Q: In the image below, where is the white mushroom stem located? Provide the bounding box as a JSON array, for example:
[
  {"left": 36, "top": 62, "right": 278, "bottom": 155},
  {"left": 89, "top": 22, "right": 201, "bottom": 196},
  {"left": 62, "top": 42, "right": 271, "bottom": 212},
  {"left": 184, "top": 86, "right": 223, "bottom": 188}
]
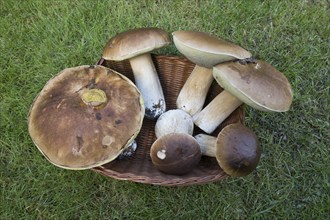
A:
[
  {"left": 194, "top": 134, "right": 216, "bottom": 157},
  {"left": 117, "top": 139, "right": 137, "bottom": 160},
  {"left": 129, "top": 53, "right": 166, "bottom": 119},
  {"left": 193, "top": 90, "right": 242, "bottom": 134},
  {"left": 176, "top": 65, "right": 213, "bottom": 116},
  {"left": 155, "top": 109, "right": 194, "bottom": 138}
]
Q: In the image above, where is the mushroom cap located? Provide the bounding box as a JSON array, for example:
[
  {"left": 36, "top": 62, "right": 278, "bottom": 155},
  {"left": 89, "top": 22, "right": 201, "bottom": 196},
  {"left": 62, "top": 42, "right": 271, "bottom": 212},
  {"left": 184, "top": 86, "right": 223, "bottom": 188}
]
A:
[
  {"left": 213, "top": 60, "right": 293, "bottom": 112},
  {"left": 155, "top": 109, "right": 194, "bottom": 138},
  {"left": 150, "top": 133, "right": 202, "bottom": 175},
  {"left": 28, "top": 65, "right": 144, "bottom": 170},
  {"left": 216, "top": 123, "right": 260, "bottom": 177},
  {"left": 102, "top": 28, "right": 171, "bottom": 61},
  {"left": 172, "top": 30, "right": 252, "bottom": 68}
]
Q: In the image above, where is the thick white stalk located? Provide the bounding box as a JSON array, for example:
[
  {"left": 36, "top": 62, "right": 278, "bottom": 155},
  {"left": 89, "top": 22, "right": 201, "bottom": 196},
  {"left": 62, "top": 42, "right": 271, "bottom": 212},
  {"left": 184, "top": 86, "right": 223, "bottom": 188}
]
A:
[
  {"left": 176, "top": 65, "right": 213, "bottom": 116},
  {"left": 129, "top": 54, "right": 166, "bottom": 119},
  {"left": 194, "top": 134, "right": 217, "bottom": 157},
  {"left": 193, "top": 90, "right": 242, "bottom": 134}
]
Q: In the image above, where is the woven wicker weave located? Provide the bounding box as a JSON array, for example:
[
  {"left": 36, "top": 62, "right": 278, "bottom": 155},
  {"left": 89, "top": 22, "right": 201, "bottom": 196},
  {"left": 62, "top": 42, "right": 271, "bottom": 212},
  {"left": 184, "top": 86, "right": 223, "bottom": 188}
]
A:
[{"left": 92, "top": 55, "right": 244, "bottom": 186}]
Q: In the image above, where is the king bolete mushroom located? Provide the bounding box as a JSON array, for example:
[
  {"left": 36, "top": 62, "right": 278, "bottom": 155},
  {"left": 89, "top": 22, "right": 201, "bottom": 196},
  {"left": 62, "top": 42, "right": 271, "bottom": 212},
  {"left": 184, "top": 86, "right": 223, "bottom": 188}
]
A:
[
  {"left": 154, "top": 109, "right": 194, "bottom": 138},
  {"left": 102, "top": 27, "right": 171, "bottom": 119},
  {"left": 172, "top": 30, "right": 252, "bottom": 116},
  {"left": 150, "top": 133, "right": 201, "bottom": 175},
  {"left": 195, "top": 123, "right": 261, "bottom": 177},
  {"left": 194, "top": 59, "right": 293, "bottom": 134},
  {"left": 28, "top": 65, "right": 144, "bottom": 169},
  {"left": 151, "top": 109, "right": 199, "bottom": 175}
]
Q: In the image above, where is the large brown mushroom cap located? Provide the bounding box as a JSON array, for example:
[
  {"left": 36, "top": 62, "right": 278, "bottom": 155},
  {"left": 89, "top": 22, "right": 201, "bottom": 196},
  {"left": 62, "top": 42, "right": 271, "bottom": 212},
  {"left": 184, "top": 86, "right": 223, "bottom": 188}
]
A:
[
  {"left": 213, "top": 60, "right": 293, "bottom": 112},
  {"left": 28, "top": 65, "right": 144, "bottom": 170},
  {"left": 216, "top": 123, "right": 260, "bottom": 177},
  {"left": 150, "top": 133, "right": 201, "bottom": 175},
  {"left": 102, "top": 27, "right": 171, "bottom": 61},
  {"left": 172, "top": 30, "right": 251, "bottom": 68}
]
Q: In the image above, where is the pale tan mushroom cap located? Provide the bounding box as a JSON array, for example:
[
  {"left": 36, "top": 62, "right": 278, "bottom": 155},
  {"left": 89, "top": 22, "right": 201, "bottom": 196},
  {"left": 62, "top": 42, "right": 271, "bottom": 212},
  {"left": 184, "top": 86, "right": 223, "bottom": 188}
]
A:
[
  {"left": 172, "top": 30, "right": 252, "bottom": 68},
  {"left": 28, "top": 65, "right": 144, "bottom": 169},
  {"left": 102, "top": 28, "right": 171, "bottom": 61},
  {"left": 213, "top": 60, "right": 293, "bottom": 112}
]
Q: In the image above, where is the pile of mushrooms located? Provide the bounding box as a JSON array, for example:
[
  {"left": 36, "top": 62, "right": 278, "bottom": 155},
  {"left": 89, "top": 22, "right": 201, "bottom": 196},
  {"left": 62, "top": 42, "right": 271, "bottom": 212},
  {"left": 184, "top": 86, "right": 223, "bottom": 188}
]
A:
[
  {"left": 28, "top": 28, "right": 293, "bottom": 179},
  {"left": 28, "top": 28, "right": 169, "bottom": 170},
  {"left": 149, "top": 30, "right": 293, "bottom": 177}
]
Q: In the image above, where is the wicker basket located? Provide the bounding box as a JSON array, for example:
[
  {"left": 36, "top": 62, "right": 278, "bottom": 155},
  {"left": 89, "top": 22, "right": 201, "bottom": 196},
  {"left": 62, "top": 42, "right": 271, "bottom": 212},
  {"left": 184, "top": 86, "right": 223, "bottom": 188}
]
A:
[{"left": 92, "top": 55, "right": 244, "bottom": 186}]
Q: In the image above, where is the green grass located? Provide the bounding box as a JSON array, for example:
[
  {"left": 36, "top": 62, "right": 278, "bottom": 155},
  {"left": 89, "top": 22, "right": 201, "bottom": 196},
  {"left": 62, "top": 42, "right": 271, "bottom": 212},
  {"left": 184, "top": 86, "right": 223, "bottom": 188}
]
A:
[{"left": 1, "top": 0, "right": 329, "bottom": 219}]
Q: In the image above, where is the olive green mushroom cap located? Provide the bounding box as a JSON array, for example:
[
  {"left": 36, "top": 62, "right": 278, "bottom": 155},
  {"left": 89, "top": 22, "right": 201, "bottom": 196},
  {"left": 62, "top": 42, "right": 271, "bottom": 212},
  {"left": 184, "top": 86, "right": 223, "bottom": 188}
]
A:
[
  {"left": 28, "top": 65, "right": 145, "bottom": 170},
  {"left": 172, "top": 30, "right": 252, "bottom": 68},
  {"left": 216, "top": 123, "right": 260, "bottom": 177},
  {"left": 213, "top": 60, "right": 293, "bottom": 112},
  {"left": 102, "top": 27, "right": 171, "bottom": 61}
]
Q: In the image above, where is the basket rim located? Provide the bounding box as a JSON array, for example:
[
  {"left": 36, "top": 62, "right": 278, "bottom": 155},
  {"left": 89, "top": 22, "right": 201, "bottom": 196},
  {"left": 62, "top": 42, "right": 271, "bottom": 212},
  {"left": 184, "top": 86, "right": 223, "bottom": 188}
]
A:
[{"left": 93, "top": 165, "right": 229, "bottom": 186}]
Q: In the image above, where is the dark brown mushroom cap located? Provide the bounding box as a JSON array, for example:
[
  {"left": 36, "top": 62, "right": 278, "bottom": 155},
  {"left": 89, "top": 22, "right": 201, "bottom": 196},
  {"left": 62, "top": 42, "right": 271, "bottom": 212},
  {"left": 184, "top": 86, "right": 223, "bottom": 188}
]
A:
[
  {"left": 172, "top": 30, "right": 252, "bottom": 68},
  {"left": 28, "top": 65, "right": 144, "bottom": 170},
  {"left": 102, "top": 28, "right": 171, "bottom": 61},
  {"left": 213, "top": 60, "right": 293, "bottom": 112},
  {"left": 216, "top": 123, "right": 260, "bottom": 177},
  {"left": 150, "top": 133, "right": 202, "bottom": 175}
]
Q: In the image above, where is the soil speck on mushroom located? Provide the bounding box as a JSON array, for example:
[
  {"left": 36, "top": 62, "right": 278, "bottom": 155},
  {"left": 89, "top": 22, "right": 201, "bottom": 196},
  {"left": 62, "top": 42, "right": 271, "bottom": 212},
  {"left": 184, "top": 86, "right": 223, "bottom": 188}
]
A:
[
  {"left": 76, "top": 136, "right": 84, "bottom": 150},
  {"left": 115, "top": 119, "right": 122, "bottom": 124},
  {"left": 95, "top": 112, "right": 102, "bottom": 120}
]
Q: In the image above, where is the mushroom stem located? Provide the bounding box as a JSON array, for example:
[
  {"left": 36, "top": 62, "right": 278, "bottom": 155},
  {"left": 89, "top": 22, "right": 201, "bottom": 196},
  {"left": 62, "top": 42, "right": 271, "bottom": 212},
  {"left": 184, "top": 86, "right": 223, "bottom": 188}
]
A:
[
  {"left": 194, "top": 134, "right": 217, "bottom": 157},
  {"left": 129, "top": 53, "right": 166, "bottom": 119},
  {"left": 193, "top": 90, "right": 242, "bottom": 134},
  {"left": 117, "top": 139, "right": 137, "bottom": 160},
  {"left": 176, "top": 65, "right": 213, "bottom": 116}
]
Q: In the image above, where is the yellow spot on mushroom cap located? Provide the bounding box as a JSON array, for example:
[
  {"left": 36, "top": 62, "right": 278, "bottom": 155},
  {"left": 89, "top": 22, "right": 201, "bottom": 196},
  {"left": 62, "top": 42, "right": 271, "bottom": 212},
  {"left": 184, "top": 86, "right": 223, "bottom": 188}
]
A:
[{"left": 81, "top": 89, "right": 107, "bottom": 106}]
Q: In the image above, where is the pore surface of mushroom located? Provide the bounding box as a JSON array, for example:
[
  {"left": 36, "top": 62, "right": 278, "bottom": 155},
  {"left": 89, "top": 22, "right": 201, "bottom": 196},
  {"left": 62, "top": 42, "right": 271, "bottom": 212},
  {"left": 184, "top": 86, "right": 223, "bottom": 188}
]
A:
[
  {"left": 102, "top": 28, "right": 171, "bottom": 119},
  {"left": 194, "top": 59, "right": 293, "bottom": 134},
  {"left": 28, "top": 65, "right": 144, "bottom": 170},
  {"left": 194, "top": 123, "right": 260, "bottom": 177},
  {"left": 173, "top": 30, "right": 251, "bottom": 116}
]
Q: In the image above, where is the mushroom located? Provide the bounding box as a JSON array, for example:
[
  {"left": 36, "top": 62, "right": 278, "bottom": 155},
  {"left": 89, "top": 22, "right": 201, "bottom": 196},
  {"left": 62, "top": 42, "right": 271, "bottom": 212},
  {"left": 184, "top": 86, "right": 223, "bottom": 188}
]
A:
[
  {"left": 195, "top": 123, "right": 261, "bottom": 177},
  {"left": 194, "top": 59, "right": 293, "bottom": 134},
  {"left": 150, "top": 133, "right": 201, "bottom": 175},
  {"left": 28, "top": 65, "right": 145, "bottom": 169},
  {"left": 154, "top": 109, "right": 194, "bottom": 138},
  {"left": 151, "top": 109, "right": 199, "bottom": 175},
  {"left": 102, "top": 28, "right": 171, "bottom": 119},
  {"left": 172, "top": 30, "right": 252, "bottom": 116}
]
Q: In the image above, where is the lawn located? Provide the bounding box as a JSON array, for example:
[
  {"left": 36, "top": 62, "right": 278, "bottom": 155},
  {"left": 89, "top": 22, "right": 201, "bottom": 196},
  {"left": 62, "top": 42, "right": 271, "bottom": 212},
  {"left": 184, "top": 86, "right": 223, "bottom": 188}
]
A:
[{"left": 0, "top": 0, "right": 329, "bottom": 219}]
